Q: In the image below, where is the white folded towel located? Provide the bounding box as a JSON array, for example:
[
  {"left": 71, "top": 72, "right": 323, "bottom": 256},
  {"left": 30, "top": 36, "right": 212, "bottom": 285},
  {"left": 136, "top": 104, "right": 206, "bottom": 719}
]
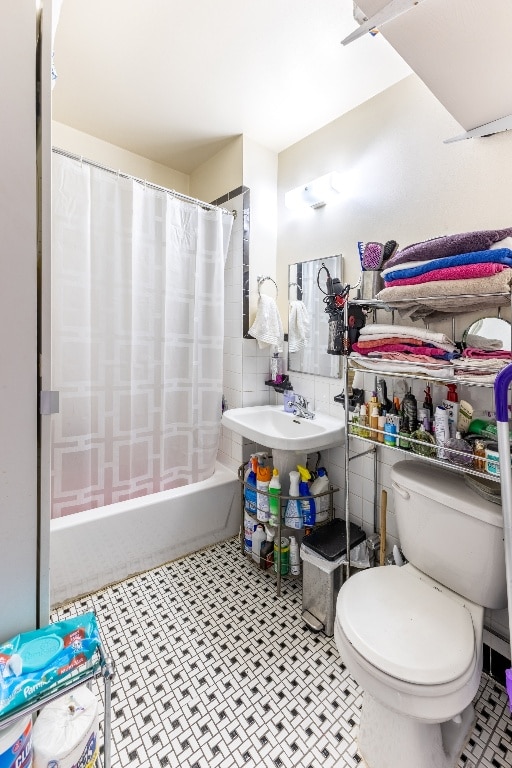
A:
[
  {"left": 248, "top": 294, "right": 284, "bottom": 352},
  {"left": 288, "top": 300, "right": 310, "bottom": 352}
]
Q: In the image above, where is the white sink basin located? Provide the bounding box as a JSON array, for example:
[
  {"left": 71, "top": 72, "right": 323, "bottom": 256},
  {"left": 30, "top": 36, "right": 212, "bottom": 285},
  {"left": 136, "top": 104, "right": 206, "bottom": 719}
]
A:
[{"left": 221, "top": 405, "right": 344, "bottom": 452}]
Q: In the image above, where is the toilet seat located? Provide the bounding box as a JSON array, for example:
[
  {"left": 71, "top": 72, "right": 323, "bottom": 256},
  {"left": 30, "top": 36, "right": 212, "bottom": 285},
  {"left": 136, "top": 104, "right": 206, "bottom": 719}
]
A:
[{"left": 337, "top": 566, "right": 475, "bottom": 685}]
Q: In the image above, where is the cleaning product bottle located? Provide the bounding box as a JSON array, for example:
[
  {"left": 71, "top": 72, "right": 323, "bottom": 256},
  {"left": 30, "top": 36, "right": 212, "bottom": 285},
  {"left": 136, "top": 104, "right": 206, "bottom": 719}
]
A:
[
  {"left": 256, "top": 460, "right": 272, "bottom": 522},
  {"left": 297, "top": 465, "right": 316, "bottom": 526},
  {"left": 443, "top": 383, "right": 459, "bottom": 438},
  {"left": 251, "top": 523, "right": 266, "bottom": 565},
  {"left": 289, "top": 535, "right": 300, "bottom": 576},
  {"left": 284, "top": 470, "right": 302, "bottom": 529},
  {"left": 268, "top": 468, "right": 281, "bottom": 527},
  {"left": 309, "top": 467, "right": 330, "bottom": 524},
  {"left": 244, "top": 455, "right": 258, "bottom": 515},
  {"left": 260, "top": 526, "right": 275, "bottom": 570},
  {"left": 445, "top": 431, "right": 473, "bottom": 466}
]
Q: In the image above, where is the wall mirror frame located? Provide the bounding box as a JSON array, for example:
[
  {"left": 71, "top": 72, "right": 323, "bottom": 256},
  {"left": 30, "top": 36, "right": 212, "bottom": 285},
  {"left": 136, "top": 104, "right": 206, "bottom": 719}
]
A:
[
  {"left": 461, "top": 316, "right": 512, "bottom": 352},
  {"left": 288, "top": 254, "right": 343, "bottom": 378}
]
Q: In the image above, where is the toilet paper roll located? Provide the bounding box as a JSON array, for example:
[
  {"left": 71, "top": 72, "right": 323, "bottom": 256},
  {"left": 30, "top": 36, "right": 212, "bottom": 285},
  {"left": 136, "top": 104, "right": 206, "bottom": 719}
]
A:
[{"left": 32, "top": 685, "right": 99, "bottom": 768}]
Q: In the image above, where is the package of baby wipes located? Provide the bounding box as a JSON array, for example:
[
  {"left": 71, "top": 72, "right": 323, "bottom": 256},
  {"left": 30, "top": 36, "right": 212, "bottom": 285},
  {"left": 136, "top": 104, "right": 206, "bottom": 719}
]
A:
[{"left": 0, "top": 612, "right": 101, "bottom": 718}]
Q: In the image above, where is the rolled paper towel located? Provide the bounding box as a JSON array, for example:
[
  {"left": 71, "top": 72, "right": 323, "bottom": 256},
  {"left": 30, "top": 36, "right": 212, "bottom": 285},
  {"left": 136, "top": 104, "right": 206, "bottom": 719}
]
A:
[{"left": 32, "top": 685, "right": 99, "bottom": 768}]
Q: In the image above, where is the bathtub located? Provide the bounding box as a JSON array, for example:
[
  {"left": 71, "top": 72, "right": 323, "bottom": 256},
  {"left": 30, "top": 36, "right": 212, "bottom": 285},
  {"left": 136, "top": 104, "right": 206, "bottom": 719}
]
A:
[{"left": 50, "top": 462, "right": 239, "bottom": 607}]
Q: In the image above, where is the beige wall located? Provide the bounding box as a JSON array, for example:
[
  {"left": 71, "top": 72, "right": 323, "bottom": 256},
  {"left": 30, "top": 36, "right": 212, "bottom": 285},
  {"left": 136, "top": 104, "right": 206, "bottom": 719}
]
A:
[
  {"left": 52, "top": 121, "right": 190, "bottom": 193},
  {"left": 277, "top": 74, "right": 512, "bottom": 293}
]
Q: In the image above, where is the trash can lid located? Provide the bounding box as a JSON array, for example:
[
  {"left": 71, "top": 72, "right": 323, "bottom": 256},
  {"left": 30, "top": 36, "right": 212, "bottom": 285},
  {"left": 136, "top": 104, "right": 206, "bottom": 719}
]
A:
[{"left": 302, "top": 518, "right": 366, "bottom": 561}]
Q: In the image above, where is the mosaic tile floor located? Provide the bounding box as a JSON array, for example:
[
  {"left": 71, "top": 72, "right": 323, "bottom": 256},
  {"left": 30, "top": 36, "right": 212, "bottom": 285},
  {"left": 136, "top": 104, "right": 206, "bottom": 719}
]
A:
[{"left": 52, "top": 537, "right": 512, "bottom": 768}]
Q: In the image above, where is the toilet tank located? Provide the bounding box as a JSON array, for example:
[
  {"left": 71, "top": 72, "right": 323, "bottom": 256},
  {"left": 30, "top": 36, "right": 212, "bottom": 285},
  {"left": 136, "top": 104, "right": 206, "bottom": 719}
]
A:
[{"left": 391, "top": 460, "right": 506, "bottom": 609}]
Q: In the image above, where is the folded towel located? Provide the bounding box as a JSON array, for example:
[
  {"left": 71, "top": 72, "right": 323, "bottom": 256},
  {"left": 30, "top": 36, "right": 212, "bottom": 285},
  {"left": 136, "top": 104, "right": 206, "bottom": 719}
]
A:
[
  {"left": 463, "top": 348, "right": 512, "bottom": 360},
  {"left": 353, "top": 342, "right": 455, "bottom": 359},
  {"left": 381, "top": 248, "right": 512, "bottom": 282},
  {"left": 354, "top": 336, "right": 437, "bottom": 349},
  {"left": 384, "top": 228, "right": 512, "bottom": 270},
  {"left": 359, "top": 324, "right": 457, "bottom": 351},
  {"left": 349, "top": 352, "right": 454, "bottom": 379},
  {"left": 465, "top": 333, "right": 503, "bottom": 351},
  {"left": 248, "top": 294, "right": 284, "bottom": 352},
  {"left": 288, "top": 300, "right": 310, "bottom": 352},
  {"left": 384, "top": 262, "right": 505, "bottom": 288},
  {"left": 376, "top": 269, "right": 512, "bottom": 321}
]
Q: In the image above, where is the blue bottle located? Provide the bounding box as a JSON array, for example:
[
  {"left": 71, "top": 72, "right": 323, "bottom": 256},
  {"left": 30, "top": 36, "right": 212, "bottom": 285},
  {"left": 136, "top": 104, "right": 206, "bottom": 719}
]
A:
[
  {"left": 244, "top": 455, "right": 258, "bottom": 515},
  {"left": 297, "top": 465, "right": 316, "bottom": 526}
]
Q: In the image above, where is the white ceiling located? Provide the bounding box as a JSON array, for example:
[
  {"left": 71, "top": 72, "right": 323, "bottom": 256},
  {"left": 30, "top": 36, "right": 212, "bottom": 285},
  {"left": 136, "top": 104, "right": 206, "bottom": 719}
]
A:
[{"left": 51, "top": 0, "right": 412, "bottom": 174}]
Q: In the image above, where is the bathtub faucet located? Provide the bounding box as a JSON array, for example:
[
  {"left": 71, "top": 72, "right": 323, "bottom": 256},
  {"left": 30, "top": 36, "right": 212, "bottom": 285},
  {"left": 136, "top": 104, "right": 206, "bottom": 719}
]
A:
[{"left": 293, "top": 395, "right": 315, "bottom": 420}]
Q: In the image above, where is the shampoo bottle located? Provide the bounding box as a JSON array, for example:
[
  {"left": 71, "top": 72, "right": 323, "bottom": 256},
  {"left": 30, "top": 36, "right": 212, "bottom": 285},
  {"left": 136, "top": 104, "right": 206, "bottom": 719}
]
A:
[
  {"left": 434, "top": 405, "right": 449, "bottom": 459},
  {"left": 284, "top": 470, "right": 302, "bottom": 529},
  {"left": 297, "top": 465, "right": 316, "bottom": 527},
  {"left": 443, "top": 384, "right": 459, "bottom": 439},
  {"left": 268, "top": 468, "right": 282, "bottom": 527}
]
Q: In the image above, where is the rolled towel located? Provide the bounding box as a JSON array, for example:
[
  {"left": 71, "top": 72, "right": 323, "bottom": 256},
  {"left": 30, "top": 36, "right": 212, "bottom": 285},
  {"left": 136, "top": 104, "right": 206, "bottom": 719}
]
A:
[
  {"left": 248, "top": 294, "right": 284, "bottom": 352},
  {"left": 288, "top": 300, "right": 310, "bottom": 352},
  {"left": 384, "top": 227, "right": 512, "bottom": 270}
]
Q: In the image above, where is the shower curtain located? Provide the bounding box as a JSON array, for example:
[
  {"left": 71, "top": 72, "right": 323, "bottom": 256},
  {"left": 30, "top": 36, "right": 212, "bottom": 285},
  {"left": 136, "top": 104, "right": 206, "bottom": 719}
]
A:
[{"left": 50, "top": 152, "right": 233, "bottom": 518}]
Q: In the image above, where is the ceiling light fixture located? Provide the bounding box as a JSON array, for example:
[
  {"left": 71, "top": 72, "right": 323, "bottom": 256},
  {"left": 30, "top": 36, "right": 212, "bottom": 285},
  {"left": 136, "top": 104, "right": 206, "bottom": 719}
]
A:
[{"left": 285, "top": 172, "right": 343, "bottom": 211}]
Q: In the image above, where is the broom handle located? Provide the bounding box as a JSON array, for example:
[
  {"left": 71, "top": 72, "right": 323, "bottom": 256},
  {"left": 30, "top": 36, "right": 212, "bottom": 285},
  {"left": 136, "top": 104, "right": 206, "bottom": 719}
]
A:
[{"left": 379, "top": 489, "right": 387, "bottom": 566}]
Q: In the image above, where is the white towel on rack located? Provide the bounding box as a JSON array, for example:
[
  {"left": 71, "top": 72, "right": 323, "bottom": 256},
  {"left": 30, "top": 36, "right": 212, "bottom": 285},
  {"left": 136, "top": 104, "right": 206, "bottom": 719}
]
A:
[
  {"left": 288, "top": 300, "right": 310, "bottom": 352},
  {"left": 248, "top": 294, "right": 284, "bottom": 352}
]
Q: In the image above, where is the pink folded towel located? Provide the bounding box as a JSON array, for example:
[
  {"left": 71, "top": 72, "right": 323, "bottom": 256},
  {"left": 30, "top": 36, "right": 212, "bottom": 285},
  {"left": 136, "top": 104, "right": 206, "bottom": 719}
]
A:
[
  {"left": 463, "top": 348, "right": 512, "bottom": 360},
  {"left": 384, "top": 262, "right": 504, "bottom": 288},
  {"left": 352, "top": 342, "right": 449, "bottom": 357}
]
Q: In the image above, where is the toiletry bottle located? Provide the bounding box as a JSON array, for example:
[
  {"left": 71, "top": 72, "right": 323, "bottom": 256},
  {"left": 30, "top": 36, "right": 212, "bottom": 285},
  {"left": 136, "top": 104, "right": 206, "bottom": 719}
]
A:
[
  {"left": 401, "top": 389, "right": 418, "bottom": 434},
  {"left": 283, "top": 387, "right": 295, "bottom": 413},
  {"left": 384, "top": 422, "right": 397, "bottom": 447},
  {"left": 468, "top": 418, "right": 512, "bottom": 442},
  {"left": 289, "top": 536, "right": 300, "bottom": 576},
  {"left": 260, "top": 527, "right": 275, "bottom": 570},
  {"left": 297, "top": 465, "right": 316, "bottom": 527},
  {"left": 445, "top": 432, "right": 473, "bottom": 466},
  {"left": 274, "top": 536, "right": 290, "bottom": 575},
  {"left": 256, "top": 462, "right": 272, "bottom": 522},
  {"left": 270, "top": 352, "right": 284, "bottom": 384},
  {"left": 284, "top": 471, "right": 302, "bottom": 529},
  {"left": 386, "top": 397, "right": 401, "bottom": 436},
  {"left": 443, "top": 384, "right": 459, "bottom": 438},
  {"left": 434, "top": 405, "right": 449, "bottom": 459},
  {"left": 350, "top": 404, "right": 360, "bottom": 437},
  {"left": 309, "top": 467, "right": 330, "bottom": 524},
  {"left": 268, "top": 468, "right": 281, "bottom": 527},
  {"left": 377, "top": 414, "right": 386, "bottom": 443},
  {"left": 358, "top": 404, "right": 370, "bottom": 438},
  {"left": 369, "top": 406, "right": 380, "bottom": 441},
  {"left": 423, "top": 385, "right": 434, "bottom": 423},
  {"left": 252, "top": 524, "right": 266, "bottom": 564},
  {"left": 244, "top": 455, "right": 258, "bottom": 515},
  {"left": 473, "top": 439, "right": 487, "bottom": 471},
  {"left": 244, "top": 509, "right": 257, "bottom": 556}
]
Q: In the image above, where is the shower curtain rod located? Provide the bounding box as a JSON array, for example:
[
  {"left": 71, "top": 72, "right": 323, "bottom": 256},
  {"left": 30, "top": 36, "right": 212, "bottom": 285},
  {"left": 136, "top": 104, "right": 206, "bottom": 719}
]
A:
[{"left": 52, "top": 147, "right": 235, "bottom": 217}]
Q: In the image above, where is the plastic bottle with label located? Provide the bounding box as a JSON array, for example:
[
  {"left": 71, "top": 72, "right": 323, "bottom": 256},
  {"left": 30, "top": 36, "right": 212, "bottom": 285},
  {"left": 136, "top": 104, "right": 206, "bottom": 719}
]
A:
[
  {"left": 297, "top": 465, "right": 316, "bottom": 526},
  {"left": 251, "top": 524, "right": 266, "bottom": 565},
  {"left": 244, "top": 455, "right": 258, "bottom": 515},
  {"left": 289, "top": 535, "right": 300, "bottom": 576},
  {"left": 284, "top": 470, "right": 302, "bottom": 529},
  {"left": 256, "top": 461, "right": 272, "bottom": 522},
  {"left": 268, "top": 468, "right": 281, "bottom": 527},
  {"left": 309, "top": 467, "right": 330, "bottom": 524}
]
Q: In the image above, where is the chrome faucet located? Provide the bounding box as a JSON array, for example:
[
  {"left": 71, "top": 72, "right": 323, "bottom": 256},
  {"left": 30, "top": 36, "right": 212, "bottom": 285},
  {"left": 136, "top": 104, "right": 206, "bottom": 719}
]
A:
[{"left": 293, "top": 394, "right": 315, "bottom": 420}]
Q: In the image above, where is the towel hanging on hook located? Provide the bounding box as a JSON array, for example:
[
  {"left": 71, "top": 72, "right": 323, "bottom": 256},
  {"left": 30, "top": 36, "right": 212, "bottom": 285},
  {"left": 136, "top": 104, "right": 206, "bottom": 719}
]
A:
[{"left": 257, "top": 275, "right": 278, "bottom": 298}]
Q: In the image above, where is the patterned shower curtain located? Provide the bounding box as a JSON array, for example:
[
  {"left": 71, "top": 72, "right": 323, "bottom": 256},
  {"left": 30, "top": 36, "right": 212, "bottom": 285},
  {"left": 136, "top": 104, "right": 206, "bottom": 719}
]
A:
[{"left": 50, "top": 151, "right": 233, "bottom": 518}]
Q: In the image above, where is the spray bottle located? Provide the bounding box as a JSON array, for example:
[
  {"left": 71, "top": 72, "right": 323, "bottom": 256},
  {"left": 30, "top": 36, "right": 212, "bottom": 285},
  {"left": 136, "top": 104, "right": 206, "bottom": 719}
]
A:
[
  {"left": 284, "top": 470, "right": 302, "bottom": 529},
  {"left": 244, "top": 455, "right": 258, "bottom": 515},
  {"left": 297, "top": 465, "right": 316, "bottom": 527},
  {"left": 268, "top": 468, "right": 281, "bottom": 527},
  {"left": 256, "top": 458, "right": 272, "bottom": 523}
]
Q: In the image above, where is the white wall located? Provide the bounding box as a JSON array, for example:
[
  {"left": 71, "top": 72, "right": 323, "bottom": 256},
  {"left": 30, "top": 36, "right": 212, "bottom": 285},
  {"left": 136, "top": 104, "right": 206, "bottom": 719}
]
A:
[
  {"left": 0, "top": 1, "right": 39, "bottom": 640},
  {"left": 190, "top": 135, "right": 243, "bottom": 204},
  {"left": 277, "top": 72, "right": 512, "bottom": 653}
]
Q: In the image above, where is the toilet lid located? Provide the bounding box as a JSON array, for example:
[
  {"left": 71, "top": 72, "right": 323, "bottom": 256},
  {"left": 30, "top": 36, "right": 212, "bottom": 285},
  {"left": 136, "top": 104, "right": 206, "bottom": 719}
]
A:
[{"left": 337, "top": 567, "right": 475, "bottom": 685}]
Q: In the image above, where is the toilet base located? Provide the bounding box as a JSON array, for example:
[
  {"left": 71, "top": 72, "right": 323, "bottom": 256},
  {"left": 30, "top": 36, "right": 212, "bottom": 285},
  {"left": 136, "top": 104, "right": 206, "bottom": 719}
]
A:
[{"left": 358, "top": 692, "right": 475, "bottom": 768}]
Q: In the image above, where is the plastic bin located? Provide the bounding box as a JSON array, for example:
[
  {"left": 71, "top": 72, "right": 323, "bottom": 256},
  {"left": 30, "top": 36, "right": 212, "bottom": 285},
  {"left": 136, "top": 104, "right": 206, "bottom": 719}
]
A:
[{"left": 301, "top": 518, "right": 366, "bottom": 636}]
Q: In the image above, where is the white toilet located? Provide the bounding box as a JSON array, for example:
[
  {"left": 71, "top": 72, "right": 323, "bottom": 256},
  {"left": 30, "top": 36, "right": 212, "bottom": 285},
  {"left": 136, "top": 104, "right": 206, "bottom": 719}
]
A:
[{"left": 334, "top": 460, "right": 507, "bottom": 768}]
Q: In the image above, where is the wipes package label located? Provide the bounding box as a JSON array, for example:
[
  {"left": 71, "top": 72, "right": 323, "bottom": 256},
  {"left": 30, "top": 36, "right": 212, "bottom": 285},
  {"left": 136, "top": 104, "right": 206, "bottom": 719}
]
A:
[{"left": 0, "top": 613, "right": 100, "bottom": 719}]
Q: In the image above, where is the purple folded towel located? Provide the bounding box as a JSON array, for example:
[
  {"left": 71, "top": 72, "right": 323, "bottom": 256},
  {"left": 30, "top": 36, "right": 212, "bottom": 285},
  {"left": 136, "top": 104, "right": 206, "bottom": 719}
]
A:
[{"left": 384, "top": 228, "right": 512, "bottom": 270}]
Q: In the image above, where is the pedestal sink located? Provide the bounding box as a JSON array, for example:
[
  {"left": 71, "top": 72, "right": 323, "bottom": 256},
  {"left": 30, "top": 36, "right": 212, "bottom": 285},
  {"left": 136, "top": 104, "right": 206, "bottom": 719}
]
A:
[{"left": 221, "top": 405, "right": 344, "bottom": 493}]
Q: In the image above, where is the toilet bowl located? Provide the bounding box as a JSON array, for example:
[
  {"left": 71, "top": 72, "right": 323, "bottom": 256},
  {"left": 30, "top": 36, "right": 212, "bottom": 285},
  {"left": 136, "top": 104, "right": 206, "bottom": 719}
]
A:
[{"left": 333, "top": 460, "right": 506, "bottom": 768}]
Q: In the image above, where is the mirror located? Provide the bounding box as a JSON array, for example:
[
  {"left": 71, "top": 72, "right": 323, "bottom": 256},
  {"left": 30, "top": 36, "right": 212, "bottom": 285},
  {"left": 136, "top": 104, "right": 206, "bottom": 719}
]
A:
[
  {"left": 462, "top": 317, "right": 512, "bottom": 351},
  {"left": 288, "top": 254, "right": 342, "bottom": 377}
]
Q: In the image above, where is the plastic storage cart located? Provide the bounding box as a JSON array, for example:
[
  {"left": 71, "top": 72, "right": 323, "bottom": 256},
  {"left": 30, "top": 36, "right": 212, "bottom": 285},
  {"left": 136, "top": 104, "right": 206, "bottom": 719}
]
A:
[{"left": 301, "top": 518, "right": 366, "bottom": 636}]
